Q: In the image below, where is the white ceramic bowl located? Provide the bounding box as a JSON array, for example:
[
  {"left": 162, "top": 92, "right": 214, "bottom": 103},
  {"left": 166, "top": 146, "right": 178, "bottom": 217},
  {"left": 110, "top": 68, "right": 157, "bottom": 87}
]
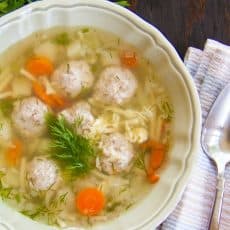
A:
[{"left": 0, "top": 0, "right": 201, "bottom": 229}]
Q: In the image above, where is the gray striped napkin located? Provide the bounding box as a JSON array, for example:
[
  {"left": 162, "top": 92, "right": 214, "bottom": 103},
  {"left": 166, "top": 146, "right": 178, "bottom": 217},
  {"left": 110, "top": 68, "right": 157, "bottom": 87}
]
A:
[{"left": 159, "top": 39, "right": 230, "bottom": 230}]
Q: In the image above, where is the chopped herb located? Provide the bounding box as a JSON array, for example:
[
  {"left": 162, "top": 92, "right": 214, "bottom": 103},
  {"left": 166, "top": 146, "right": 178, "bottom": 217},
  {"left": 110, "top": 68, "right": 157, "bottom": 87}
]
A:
[
  {"left": 66, "top": 63, "right": 70, "bottom": 73},
  {"left": 0, "top": 187, "right": 13, "bottom": 200},
  {"left": 159, "top": 101, "right": 174, "bottom": 121},
  {"left": 53, "top": 32, "right": 70, "bottom": 46},
  {"left": 74, "top": 116, "right": 83, "bottom": 129},
  {"left": 80, "top": 86, "right": 91, "bottom": 98},
  {"left": 46, "top": 113, "right": 96, "bottom": 176},
  {"left": 134, "top": 151, "right": 147, "bottom": 173},
  {"left": 106, "top": 201, "right": 121, "bottom": 212},
  {"left": 15, "top": 193, "right": 21, "bottom": 203},
  {"left": 0, "top": 99, "right": 14, "bottom": 117},
  {"left": 0, "top": 123, "right": 3, "bottom": 131},
  {"left": 119, "top": 185, "right": 129, "bottom": 195},
  {"left": 21, "top": 192, "right": 67, "bottom": 224},
  {"left": 126, "top": 203, "right": 133, "bottom": 210},
  {"left": 81, "top": 27, "right": 90, "bottom": 33},
  {"left": 114, "top": 0, "right": 130, "bottom": 7},
  {"left": 0, "top": 171, "right": 18, "bottom": 201},
  {"left": 59, "top": 192, "right": 68, "bottom": 204}
]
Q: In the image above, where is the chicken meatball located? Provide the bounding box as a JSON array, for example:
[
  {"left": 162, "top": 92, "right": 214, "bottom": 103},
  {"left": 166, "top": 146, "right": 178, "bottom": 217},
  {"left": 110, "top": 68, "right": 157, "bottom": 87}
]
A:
[
  {"left": 27, "top": 158, "right": 58, "bottom": 191},
  {"left": 12, "top": 97, "right": 48, "bottom": 137},
  {"left": 51, "top": 61, "right": 94, "bottom": 98},
  {"left": 60, "top": 101, "right": 94, "bottom": 135},
  {"left": 96, "top": 133, "right": 134, "bottom": 175},
  {"left": 94, "top": 66, "right": 137, "bottom": 105}
]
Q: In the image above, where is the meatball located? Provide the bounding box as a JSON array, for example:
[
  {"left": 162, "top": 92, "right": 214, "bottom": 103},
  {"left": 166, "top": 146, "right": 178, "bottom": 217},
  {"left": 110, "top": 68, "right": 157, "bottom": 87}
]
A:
[
  {"left": 51, "top": 61, "right": 94, "bottom": 98},
  {"left": 94, "top": 66, "right": 137, "bottom": 105},
  {"left": 60, "top": 101, "right": 94, "bottom": 135},
  {"left": 96, "top": 133, "right": 134, "bottom": 175},
  {"left": 27, "top": 158, "right": 58, "bottom": 191},
  {"left": 12, "top": 97, "right": 48, "bottom": 137}
]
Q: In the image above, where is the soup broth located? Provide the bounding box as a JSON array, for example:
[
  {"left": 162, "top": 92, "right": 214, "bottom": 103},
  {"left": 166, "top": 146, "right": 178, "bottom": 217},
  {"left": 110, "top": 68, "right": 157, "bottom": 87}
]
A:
[{"left": 0, "top": 27, "right": 173, "bottom": 228}]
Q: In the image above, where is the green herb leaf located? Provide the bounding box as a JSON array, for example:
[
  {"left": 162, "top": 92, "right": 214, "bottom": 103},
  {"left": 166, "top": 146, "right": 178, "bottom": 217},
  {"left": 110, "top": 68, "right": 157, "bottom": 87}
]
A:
[
  {"left": 81, "top": 27, "right": 90, "bottom": 33},
  {"left": 21, "top": 192, "right": 68, "bottom": 224},
  {"left": 53, "top": 32, "right": 71, "bottom": 46},
  {"left": 0, "top": 99, "right": 14, "bottom": 117},
  {"left": 46, "top": 113, "right": 96, "bottom": 176},
  {"left": 159, "top": 101, "right": 174, "bottom": 121},
  {"left": 134, "top": 151, "right": 147, "bottom": 173},
  {"left": 114, "top": 0, "right": 130, "bottom": 7},
  {"left": 106, "top": 201, "right": 121, "bottom": 212}
]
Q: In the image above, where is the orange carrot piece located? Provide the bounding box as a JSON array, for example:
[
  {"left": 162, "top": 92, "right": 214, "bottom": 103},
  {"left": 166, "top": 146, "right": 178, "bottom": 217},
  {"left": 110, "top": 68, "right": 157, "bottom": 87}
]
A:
[
  {"left": 149, "top": 149, "right": 165, "bottom": 170},
  {"left": 50, "top": 94, "right": 66, "bottom": 107},
  {"left": 141, "top": 140, "right": 165, "bottom": 151},
  {"left": 26, "top": 56, "right": 54, "bottom": 76},
  {"left": 6, "top": 139, "right": 22, "bottom": 167},
  {"left": 140, "top": 140, "right": 165, "bottom": 184},
  {"left": 33, "top": 82, "right": 66, "bottom": 109},
  {"left": 76, "top": 188, "right": 105, "bottom": 216},
  {"left": 121, "top": 51, "right": 138, "bottom": 68},
  {"left": 148, "top": 173, "right": 160, "bottom": 184}
]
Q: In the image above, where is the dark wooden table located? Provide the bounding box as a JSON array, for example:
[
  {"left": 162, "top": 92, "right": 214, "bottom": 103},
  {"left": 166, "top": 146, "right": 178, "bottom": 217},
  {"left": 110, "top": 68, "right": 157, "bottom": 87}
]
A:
[{"left": 115, "top": 0, "right": 230, "bottom": 58}]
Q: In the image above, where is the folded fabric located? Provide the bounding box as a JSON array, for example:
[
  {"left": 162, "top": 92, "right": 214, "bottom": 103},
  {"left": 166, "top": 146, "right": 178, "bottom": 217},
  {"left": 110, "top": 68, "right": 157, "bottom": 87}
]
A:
[{"left": 159, "top": 39, "right": 230, "bottom": 230}]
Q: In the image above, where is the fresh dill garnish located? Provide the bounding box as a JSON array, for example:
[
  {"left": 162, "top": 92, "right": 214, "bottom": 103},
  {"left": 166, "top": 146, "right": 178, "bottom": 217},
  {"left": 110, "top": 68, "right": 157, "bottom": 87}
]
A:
[
  {"left": 81, "top": 27, "right": 90, "bottom": 33},
  {"left": 159, "top": 101, "right": 174, "bottom": 121},
  {"left": 106, "top": 201, "right": 121, "bottom": 212},
  {"left": 15, "top": 193, "right": 21, "bottom": 203},
  {"left": 21, "top": 192, "right": 68, "bottom": 224},
  {"left": 114, "top": 0, "right": 130, "bottom": 7},
  {"left": 66, "top": 63, "right": 70, "bottom": 73},
  {"left": 53, "top": 32, "right": 71, "bottom": 46},
  {"left": 134, "top": 151, "right": 147, "bottom": 173},
  {"left": 80, "top": 86, "right": 91, "bottom": 98},
  {"left": 0, "top": 99, "right": 14, "bottom": 116},
  {"left": 0, "top": 171, "right": 18, "bottom": 201},
  {"left": 46, "top": 113, "right": 96, "bottom": 176},
  {"left": 125, "top": 203, "right": 133, "bottom": 210},
  {"left": 59, "top": 192, "right": 68, "bottom": 204}
]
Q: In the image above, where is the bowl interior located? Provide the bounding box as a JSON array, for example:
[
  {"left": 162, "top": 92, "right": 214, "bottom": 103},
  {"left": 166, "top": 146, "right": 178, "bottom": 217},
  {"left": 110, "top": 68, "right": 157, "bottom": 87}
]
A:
[{"left": 0, "top": 1, "right": 200, "bottom": 230}]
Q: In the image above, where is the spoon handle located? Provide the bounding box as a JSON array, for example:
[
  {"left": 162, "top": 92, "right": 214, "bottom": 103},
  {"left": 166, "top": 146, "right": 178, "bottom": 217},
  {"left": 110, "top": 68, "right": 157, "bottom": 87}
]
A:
[{"left": 209, "top": 174, "right": 225, "bottom": 230}]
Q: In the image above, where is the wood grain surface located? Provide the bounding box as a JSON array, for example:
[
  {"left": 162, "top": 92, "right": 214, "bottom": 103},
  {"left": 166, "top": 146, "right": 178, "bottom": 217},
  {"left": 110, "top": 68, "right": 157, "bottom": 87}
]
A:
[{"left": 115, "top": 0, "right": 230, "bottom": 57}]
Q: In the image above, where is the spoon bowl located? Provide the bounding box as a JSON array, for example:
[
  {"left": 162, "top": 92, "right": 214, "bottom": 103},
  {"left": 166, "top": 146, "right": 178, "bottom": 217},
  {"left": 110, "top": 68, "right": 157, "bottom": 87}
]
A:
[{"left": 201, "top": 83, "right": 230, "bottom": 230}]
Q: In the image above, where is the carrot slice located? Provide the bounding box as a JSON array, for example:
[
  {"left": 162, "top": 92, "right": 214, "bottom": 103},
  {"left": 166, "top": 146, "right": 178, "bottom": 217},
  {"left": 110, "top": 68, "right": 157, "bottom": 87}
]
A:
[
  {"left": 149, "top": 149, "right": 165, "bottom": 170},
  {"left": 121, "top": 51, "right": 138, "bottom": 68},
  {"left": 76, "top": 188, "right": 105, "bottom": 216},
  {"left": 147, "top": 173, "right": 160, "bottom": 184},
  {"left": 26, "top": 56, "right": 54, "bottom": 76},
  {"left": 140, "top": 140, "right": 166, "bottom": 184},
  {"left": 141, "top": 140, "right": 165, "bottom": 151},
  {"left": 6, "top": 139, "right": 22, "bottom": 167},
  {"left": 33, "top": 82, "right": 66, "bottom": 109}
]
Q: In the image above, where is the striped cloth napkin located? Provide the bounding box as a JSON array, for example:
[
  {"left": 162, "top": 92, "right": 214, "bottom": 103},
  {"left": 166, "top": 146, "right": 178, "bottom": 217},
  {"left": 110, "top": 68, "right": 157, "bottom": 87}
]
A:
[{"left": 159, "top": 39, "right": 230, "bottom": 230}]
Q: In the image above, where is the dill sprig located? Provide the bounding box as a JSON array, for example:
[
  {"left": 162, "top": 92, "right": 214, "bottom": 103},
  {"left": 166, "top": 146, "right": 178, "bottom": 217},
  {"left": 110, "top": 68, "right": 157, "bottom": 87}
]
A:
[
  {"left": 114, "top": 0, "right": 130, "bottom": 7},
  {"left": 0, "top": 171, "right": 17, "bottom": 201},
  {"left": 21, "top": 192, "right": 68, "bottom": 225},
  {"left": 159, "top": 101, "right": 174, "bottom": 121},
  {"left": 46, "top": 113, "right": 96, "bottom": 176},
  {"left": 134, "top": 151, "right": 147, "bottom": 173},
  {"left": 0, "top": 99, "right": 14, "bottom": 117}
]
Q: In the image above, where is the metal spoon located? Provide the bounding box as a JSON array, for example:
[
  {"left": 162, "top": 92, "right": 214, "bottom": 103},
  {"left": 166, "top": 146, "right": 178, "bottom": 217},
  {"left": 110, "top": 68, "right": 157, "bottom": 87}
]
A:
[{"left": 201, "top": 83, "right": 230, "bottom": 230}]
